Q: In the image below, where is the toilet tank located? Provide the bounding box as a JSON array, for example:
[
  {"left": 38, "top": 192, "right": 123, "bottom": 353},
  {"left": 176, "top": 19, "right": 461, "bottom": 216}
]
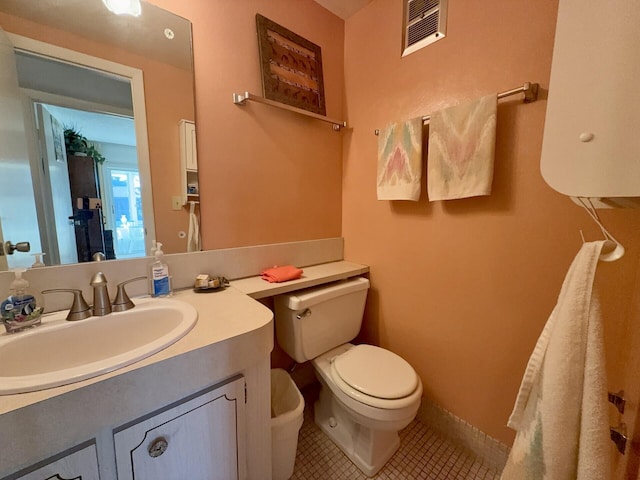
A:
[{"left": 274, "top": 277, "right": 370, "bottom": 363}]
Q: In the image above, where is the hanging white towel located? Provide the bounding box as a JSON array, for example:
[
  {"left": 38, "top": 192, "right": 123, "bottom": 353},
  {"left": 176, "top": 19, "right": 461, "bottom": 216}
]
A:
[
  {"left": 501, "top": 241, "right": 611, "bottom": 480},
  {"left": 427, "top": 94, "right": 497, "bottom": 201},
  {"left": 187, "top": 201, "right": 200, "bottom": 252}
]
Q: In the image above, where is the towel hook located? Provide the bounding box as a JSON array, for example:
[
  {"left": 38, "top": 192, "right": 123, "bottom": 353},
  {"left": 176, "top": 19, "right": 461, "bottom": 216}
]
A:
[{"left": 576, "top": 197, "right": 625, "bottom": 262}]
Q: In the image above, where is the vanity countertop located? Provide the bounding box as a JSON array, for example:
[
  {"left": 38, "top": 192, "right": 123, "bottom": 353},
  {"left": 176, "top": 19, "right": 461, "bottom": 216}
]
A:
[
  {"left": 0, "top": 260, "right": 369, "bottom": 416},
  {"left": 231, "top": 260, "right": 369, "bottom": 299},
  {"left": 0, "top": 285, "right": 273, "bottom": 416}
]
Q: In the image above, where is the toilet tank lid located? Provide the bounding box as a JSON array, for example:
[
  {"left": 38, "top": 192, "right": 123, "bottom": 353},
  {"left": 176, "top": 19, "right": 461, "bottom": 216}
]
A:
[
  {"left": 281, "top": 277, "right": 369, "bottom": 310},
  {"left": 333, "top": 345, "right": 418, "bottom": 400}
]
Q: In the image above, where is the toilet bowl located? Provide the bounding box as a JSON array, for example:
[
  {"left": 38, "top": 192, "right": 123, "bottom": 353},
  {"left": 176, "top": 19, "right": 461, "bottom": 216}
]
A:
[{"left": 274, "top": 277, "right": 422, "bottom": 476}]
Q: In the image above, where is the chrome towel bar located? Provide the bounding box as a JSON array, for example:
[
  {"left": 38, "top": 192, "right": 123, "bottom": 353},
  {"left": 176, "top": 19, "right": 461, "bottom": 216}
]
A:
[{"left": 374, "top": 81, "right": 539, "bottom": 135}]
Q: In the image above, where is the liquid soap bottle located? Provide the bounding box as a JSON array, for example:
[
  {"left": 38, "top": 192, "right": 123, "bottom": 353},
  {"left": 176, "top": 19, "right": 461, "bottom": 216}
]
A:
[
  {"left": 148, "top": 242, "right": 172, "bottom": 297},
  {"left": 1, "top": 269, "right": 44, "bottom": 333}
]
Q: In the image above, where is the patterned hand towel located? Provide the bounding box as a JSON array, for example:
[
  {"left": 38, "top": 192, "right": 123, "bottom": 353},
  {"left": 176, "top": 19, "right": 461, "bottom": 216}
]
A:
[
  {"left": 377, "top": 117, "right": 423, "bottom": 201},
  {"left": 427, "top": 94, "right": 497, "bottom": 201}
]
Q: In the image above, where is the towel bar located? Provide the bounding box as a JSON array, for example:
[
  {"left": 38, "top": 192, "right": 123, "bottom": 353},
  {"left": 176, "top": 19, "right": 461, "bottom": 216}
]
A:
[{"left": 373, "top": 81, "right": 539, "bottom": 135}]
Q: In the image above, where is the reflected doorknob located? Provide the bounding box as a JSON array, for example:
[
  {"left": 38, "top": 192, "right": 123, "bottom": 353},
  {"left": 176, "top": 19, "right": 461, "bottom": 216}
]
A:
[{"left": 3, "top": 241, "right": 30, "bottom": 255}]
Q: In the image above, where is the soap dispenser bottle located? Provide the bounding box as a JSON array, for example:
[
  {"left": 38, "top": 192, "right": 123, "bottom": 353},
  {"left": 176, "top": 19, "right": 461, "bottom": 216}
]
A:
[
  {"left": 1, "top": 269, "right": 44, "bottom": 333},
  {"left": 148, "top": 242, "right": 171, "bottom": 297}
]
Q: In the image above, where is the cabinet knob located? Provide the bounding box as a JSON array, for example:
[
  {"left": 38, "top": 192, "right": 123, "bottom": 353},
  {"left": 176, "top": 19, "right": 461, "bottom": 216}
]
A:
[
  {"left": 579, "top": 132, "right": 595, "bottom": 142},
  {"left": 148, "top": 437, "right": 169, "bottom": 458}
]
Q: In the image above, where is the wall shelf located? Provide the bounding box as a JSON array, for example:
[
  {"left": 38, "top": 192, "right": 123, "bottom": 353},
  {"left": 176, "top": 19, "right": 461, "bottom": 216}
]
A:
[{"left": 232, "top": 91, "right": 347, "bottom": 131}]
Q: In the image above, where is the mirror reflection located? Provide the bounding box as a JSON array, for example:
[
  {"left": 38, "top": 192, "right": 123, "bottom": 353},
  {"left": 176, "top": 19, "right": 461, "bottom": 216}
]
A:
[{"left": 0, "top": 0, "right": 197, "bottom": 271}]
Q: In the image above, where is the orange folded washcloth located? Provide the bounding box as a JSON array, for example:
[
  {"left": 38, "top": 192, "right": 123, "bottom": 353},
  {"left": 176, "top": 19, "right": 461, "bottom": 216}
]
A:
[{"left": 261, "top": 265, "right": 303, "bottom": 283}]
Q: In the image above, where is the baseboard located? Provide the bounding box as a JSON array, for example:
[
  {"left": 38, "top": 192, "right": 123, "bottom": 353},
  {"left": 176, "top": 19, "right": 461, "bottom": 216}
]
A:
[{"left": 416, "top": 397, "right": 510, "bottom": 472}]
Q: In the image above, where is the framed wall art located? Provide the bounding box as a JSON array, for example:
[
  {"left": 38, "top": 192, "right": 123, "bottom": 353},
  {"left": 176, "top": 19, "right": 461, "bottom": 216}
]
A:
[{"left": 256, "top": 14, "right": 326, "bottom": 116}]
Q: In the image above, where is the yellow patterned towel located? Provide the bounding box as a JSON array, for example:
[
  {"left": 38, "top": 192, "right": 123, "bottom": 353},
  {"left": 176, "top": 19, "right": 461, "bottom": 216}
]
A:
[
  {"left": 377, "top": 117, "right": 423, "bottom": 201},
  {"left": 427, "top": 94, "right": 497, "bottom": 201}
]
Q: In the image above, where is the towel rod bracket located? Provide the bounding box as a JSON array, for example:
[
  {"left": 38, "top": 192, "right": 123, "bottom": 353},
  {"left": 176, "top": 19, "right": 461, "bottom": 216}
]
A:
[
  {"left": 523, "top": 82, "right": 539, "bottom": 103},
  {"left": 233, "top": 92, "right": 248, "bottom": 105}
]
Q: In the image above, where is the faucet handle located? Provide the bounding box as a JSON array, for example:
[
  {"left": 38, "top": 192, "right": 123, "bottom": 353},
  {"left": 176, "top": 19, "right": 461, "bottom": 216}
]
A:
[
  {"left": 42, "top": 289, "right": 92, "bottom": 321},
  {"left": 90, "top": 271, "right": 108, "bottom": 286},
  {"left": 112, "top": 276, "right": 147, "bottom": 312}
]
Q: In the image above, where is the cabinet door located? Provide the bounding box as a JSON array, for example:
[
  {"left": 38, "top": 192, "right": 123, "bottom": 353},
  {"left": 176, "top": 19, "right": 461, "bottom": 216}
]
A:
[
  {"left": 187, "top": 122, "right": 197, "bottom": 171},
  {"left": 114, "top": 376, "right": 246, "bottom": 480},
  {"left": 6, "top": 443, "right": 99, "bottom": 480},
  {"left": 180, "top": 120, "right": 198, "bottom": 171}
]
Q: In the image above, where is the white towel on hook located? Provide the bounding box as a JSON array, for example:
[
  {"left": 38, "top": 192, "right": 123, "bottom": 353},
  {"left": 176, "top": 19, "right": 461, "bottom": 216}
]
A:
[
  {"left": 501, "top": 241, "right": 610, "bottom": 480},
  {"left": 187, "top": 202, "right": 200, "bottom": 252}
]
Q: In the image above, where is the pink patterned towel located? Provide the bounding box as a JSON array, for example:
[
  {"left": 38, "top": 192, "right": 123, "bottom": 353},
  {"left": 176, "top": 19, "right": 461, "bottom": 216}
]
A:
[
  {"left": 377, "top": 117, "right": 423, "bottom": 201},
  {"left": 427, "top": 94, "right": 497, "bottom": 201},
  {"left": 261, "top": 265, "right": 303, "bottom": 283}
]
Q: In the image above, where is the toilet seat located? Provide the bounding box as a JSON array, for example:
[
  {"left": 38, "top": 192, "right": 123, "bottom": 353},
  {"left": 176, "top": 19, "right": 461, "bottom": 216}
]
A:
[{"left": 330, "top": 345, "right": 420, "bottom": 409}]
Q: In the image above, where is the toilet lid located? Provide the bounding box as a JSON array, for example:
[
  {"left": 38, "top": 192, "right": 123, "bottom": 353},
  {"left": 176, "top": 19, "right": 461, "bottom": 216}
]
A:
[{"left": 333, "top": 345, "right": 418, "bottom": 399}]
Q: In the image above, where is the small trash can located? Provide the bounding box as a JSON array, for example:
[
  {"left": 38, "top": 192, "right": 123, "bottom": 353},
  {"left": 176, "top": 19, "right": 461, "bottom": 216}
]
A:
[{"left": 271, "top": 368, "right": 305, "bottom": 480}]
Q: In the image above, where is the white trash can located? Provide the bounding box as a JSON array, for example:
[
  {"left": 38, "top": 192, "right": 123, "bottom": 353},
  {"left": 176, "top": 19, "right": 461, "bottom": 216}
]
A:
[{"left": 271, "top": 368, "right": 305, "bottom": 480}]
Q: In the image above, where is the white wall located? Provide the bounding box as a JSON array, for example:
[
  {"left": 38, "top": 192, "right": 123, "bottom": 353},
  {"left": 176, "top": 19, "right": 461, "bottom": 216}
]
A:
[{"left": 0, "top": 29, "right": 42, "bottom": 268}]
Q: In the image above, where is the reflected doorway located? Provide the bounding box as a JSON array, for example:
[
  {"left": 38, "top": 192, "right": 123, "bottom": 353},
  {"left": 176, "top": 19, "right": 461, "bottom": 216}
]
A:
[{"left": 32, "top": 103, "right": 144, "bottom": 263}]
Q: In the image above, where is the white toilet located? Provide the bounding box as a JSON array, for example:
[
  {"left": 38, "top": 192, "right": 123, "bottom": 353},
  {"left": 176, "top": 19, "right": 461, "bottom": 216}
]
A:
[{"left": 274, "top": 277, "right": 422, "bottom": 477}]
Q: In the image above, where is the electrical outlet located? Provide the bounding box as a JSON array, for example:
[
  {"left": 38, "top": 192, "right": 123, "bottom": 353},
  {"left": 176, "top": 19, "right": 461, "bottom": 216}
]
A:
[{"left": 171, "top": 196, "right": 183, "bottom": 210}]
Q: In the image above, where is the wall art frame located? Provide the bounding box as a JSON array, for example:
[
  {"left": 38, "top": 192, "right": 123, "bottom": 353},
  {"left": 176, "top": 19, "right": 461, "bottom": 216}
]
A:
[{"left": 255, "top": 14, "right": 326, "bottom": 116}]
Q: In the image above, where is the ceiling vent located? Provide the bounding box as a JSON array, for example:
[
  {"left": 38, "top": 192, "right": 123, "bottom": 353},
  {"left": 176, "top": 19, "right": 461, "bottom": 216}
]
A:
[{"left": 402, "top": 0, "right": 448, "bottom": 57}]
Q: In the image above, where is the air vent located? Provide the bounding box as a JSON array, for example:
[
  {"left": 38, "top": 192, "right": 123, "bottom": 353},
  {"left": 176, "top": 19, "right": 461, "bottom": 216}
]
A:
[{"left": 402, "top": 0, "right": 448, "bottom": 57}]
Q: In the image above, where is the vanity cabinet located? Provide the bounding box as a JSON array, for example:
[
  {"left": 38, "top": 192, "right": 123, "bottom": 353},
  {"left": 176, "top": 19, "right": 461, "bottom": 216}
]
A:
[
  {"left": 6, "top": 443, "right": 100, "bottom": 480},
  {"left": 1, "top": 288, "right": 273, "bottom": 480},
  {"left": 113, "top": 376, "right": 246, "bottom": 480}
]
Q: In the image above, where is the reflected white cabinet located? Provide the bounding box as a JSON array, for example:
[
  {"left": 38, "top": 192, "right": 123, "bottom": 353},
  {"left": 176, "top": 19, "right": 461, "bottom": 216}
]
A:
[
  {"left": 540, "top": 0, "right": 640, "bottom": 199},
  {"left": 7, "top": 443, "right": 100, "bottom": 480},
  {"left": 179, "top": 119, "right": 198, "bottom": 205},
  {"left": 113, "top": 376, "right": 246, "bottom": 480}
]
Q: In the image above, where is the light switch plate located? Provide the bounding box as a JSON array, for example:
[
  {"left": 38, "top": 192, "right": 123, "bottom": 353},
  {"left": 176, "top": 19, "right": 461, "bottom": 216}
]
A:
[{"left": 171, "top": 196, "right": 183, "bottom": 210}]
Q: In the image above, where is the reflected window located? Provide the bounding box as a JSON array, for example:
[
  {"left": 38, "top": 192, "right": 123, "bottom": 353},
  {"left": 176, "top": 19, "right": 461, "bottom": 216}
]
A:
[{"left": 109, "top": 168, "right": 145, "bottom": 258}]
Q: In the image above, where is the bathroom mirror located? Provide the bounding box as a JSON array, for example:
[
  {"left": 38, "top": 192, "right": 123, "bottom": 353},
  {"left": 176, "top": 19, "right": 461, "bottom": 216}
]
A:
[{"left": 0, "top": 0, "right": 196, "bottom": 270}]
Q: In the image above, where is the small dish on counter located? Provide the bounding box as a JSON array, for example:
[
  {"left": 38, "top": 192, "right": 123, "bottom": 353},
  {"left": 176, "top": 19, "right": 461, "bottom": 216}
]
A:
[{"left": 193, "top": 274, "right": 229, "bottom": 293}]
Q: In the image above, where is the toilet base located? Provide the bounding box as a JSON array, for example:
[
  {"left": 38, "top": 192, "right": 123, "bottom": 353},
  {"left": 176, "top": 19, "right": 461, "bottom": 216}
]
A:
[{"left": 314, "top": 384, "right": 400, "bottom": 477}]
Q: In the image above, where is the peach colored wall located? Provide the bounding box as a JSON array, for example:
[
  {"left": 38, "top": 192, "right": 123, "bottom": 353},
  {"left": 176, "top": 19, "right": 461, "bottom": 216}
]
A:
[
  {"left": 120, "top": 0, "right": 639, "bottom": 450},
  {"left": 0, "top": 12, "right": 195, "bottom": 254},
  {"left": 147, "top": 0, "right": 344, "bottom": 250},
  {"left": 342, "top": 0, "right": 640, "bottom": 445}
]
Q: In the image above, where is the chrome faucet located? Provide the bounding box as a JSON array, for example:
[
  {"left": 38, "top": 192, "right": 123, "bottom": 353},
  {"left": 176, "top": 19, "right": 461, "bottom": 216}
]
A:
[
  {"left": 41, "top": 274, "right": 147, "bottom": 321},
  {"left": 90, "top": 272, "right": 112, "bottom": 316}
]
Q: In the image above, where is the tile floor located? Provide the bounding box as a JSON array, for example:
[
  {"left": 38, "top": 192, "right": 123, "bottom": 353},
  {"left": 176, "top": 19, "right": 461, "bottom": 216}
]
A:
[{"left": 291, "top": 387, "right": 501, "bottom": 480}]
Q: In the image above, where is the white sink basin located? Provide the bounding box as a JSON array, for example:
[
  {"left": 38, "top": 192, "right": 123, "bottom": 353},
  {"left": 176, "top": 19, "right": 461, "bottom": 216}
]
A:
[{"left": 0, "top": 297, "right": 197, "bottom": 395}]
